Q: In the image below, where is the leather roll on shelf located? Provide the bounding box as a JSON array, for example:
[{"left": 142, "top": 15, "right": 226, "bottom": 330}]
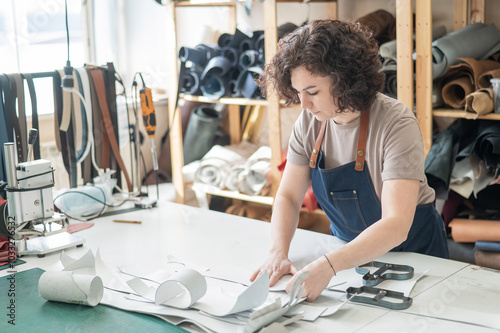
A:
[
  {"left": 380, "top": 59, "right": 398, "bottom": 98},
  {"left": 449, "top": 218, "right": 500, "bottom": 243},
  {"left": 253, "top": 30, "right": 265, "bottom": 54},
  {"left": 440, "top": 57, "right": 500, "bottom": 109},
  {"left": 218, "top": 29, "right": 251, "bottom": 49},
  {"left": 200, "top": 56, "right": 233, "bottom": 80},
  {"left": 357, "top": 9, "right": 396, "bottom": 44},
  {"left": 465, "top": 88, "right": 494, "bottom": 117},
  {"left": 183, "top": 105, "right": 222, "bottom": 165},
  {"left": 178, "top": 28, "right": 266, "bottom": 100},
  {"left": 180, "top": 69, "right": 202, "bottom": 95},
  {"left": 233, "top": 66, "right": 263, "bottom": 99},
  {"left": 430, "top": 23, "right": 500, "bottom": 80},
  {"left": 238, "top": 50, "right": 260, "bottom": 70},
  {"left": 221, "top": 47, "right": 239, "bottom": 68}
]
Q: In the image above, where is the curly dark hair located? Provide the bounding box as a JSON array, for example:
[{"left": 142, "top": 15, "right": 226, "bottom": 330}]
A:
[{"left": 258, "top": 19, "right": 385, "bottom": 113}]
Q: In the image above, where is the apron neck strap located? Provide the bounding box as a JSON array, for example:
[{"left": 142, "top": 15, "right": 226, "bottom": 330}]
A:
[
  {"left": 309, "top": 109, "right": 370, "bottom": 170},
  {"left": 355, "top": 109, "right": 370, "bottom": 171},
  {"left": 309, "top": 120, "right": 327, "bottom": 168}
]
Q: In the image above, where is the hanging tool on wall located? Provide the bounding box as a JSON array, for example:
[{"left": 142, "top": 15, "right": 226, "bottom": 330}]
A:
[{"left": 133, "top": 73, "right": 159, "bottom": 208}]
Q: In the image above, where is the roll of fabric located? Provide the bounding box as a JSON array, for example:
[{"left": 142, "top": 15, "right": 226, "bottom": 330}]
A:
[
  {"left": 440, "top": 57, "right": 500, "bottom": 108},
  {"left": 478, "top": 68, "right": 500, "bottom": 88},
  {"left": 380, "top": 25, "right": 447, "bottom": 61},
  {"left": 233, "top": 66, "right": 263, "bottom": 99},
  {"left": 424, "top": 118, "right": 478, "bottom": 198},
  {"left": 449, "top": 218, "right": 500, "bottom": 243},
  {"left": 357, "top": 9, "right": 396, "bottom": 44},
  {"left": 442, "top": 76, "right": 474, "bottom": 109},
  {"left": 475, "top": 241, "right": 500, "bottom": 252},
  {"left": 183, "top": 106, "right": 222, "bottom": 165},
  {"left": 475, "top": 249, "right": 500, "bottom": 270},
  {"left": 380, "top": 59, "right": 398, "bottom": 98},
  {"left": 194, "top": 142, "right": 257, "bottom": 188},
  {"left": 239, "top": 50, "right": 260, "bottom": 70},
  {"left": 277, "top": 22, "right": 298, "bottom": 40},
  {"left": 253, "top": 30, "right": 265, "bottom": 54},
  {"left": 430, "top": 23, "right": 500, "bottom": 79},
  {"left": 473, "top": 121, "right": 500, "bottom": 169},
  {"left": 465, "top": 88, "right": 494, "bottom": 118},
  {"left": 179, "top": 29, "right": 265, "bottom": 100},
  {"left": 221, "top": 47, "right": 239, "bottom": 68},
  {"left": 180, "top": 69, "right": 202, "bottom": 95},
  {"left": 232, "top": 146, "right": 271, "bottom": 196}
]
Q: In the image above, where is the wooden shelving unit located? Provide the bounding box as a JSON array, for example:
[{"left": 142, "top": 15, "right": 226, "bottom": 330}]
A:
[
  {"left": 167, "top": 0, "right": 417, "bottom": 209},
  {"left": 415, "top": 0, "right": 488, "bottom": 155}
]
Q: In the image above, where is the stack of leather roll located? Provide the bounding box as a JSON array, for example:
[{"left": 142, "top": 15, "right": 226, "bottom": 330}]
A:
[
  {"left": 178, "top": 29, "right": 266, "bottom": 100},
  {"left": 433, "top": 23, "right": 500, "bottom": 115},
  {"left": 184, "top": 141, "right": 271, "bottom": 196},
  {"left": 449, "top": 218, "right": 500, "bottom": 270}
]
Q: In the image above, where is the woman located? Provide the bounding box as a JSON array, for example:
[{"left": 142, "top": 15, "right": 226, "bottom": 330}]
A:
[{"left": 250, "top": 19, "right": 448, "bottom": 301}]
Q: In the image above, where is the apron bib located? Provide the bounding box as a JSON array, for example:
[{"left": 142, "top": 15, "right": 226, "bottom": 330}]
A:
[{"left": 309, "top": 110, "right": 449, "bottom": 258}]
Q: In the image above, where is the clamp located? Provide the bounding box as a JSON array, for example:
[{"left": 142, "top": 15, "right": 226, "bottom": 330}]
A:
[
  {"left": 356, "top": 261, "right": 414, "bottom": 287},
  {"left": 346, "top": 286, "right": 413, "bottom": 310}
]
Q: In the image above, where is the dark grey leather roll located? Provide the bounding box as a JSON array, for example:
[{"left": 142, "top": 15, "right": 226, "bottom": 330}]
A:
[{"left": 183, "top": 105, "right": 222, "bottom": 165}]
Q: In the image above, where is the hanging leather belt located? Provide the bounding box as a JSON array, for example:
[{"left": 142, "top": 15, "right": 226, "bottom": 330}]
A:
[
  {"left": 1, "top": 74, "right": 24, "bottom": 163},
  {"left": 12, "top": 74, "right": 28, "bottom": 161},
  {"left": 87, "top": 66, "right": 133, "bottom": 192},
  {"left": 0, "top": 77, "right": 10, "bottom": 182},
  {"left": 104, "top": 62, "right": 123, "bottom": 190},
  {"left": 53, "top": 70, "right": 75, "bottom": 185},
  {"left": 21, "top": 73, "right": 41, "bottom": 160},
  {"left": 74, "top": 67, "right": 94, "bottom": 184}
]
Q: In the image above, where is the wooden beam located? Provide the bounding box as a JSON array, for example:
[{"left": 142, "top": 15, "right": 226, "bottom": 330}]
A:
[
  {"left": 453, "top": 0, "right": 468, "bottom": 30},
  {"left": 396, "top": 0, "right": 414, "bottom": 110},
  {"left": 415, "top": 0, "right": 433, "bottom": 157},
  {"left": 470, "top": 0, "right": 485, "bottom": 24},
  {"left": 264, "top": 0, "right": 281, "bottom": 200},
  {"left": 166, "top": 3, "right": 186, "bottom": 204}
]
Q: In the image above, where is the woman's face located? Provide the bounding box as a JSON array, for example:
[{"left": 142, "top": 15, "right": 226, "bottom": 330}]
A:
[{"left": 291, "top": 66, "right": 339, "bottom": 122}]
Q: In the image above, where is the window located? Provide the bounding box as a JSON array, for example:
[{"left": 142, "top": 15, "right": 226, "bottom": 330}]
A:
[{"left": 0, "top": 0, "right": 88, "bottom": 115}]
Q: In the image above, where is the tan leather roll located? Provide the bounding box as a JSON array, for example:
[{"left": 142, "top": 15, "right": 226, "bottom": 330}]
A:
[
  {"left": 440, "top": 58, "right": 500, "bottom": 109},
  {"left": 449, "top": 218, "right": 500, "bottom": 243},
  {"left": 442, "top": 76, "right": 474, "bottom": 109},
  {"left": 465, "top": 88, "right": 494, "bottom": 118}
]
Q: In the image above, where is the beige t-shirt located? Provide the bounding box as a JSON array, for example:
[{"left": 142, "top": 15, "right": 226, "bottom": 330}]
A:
[{"left": 287, "top": 93, "right": 435, "bottom": 205}]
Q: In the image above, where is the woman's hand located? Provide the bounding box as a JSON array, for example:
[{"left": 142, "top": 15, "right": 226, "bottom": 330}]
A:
[
  {"left": 286, "top": 255, "right": 335, "bottom": 302},
  {"left": 250, "top": 250, "right": 298, "bottom": 286}
]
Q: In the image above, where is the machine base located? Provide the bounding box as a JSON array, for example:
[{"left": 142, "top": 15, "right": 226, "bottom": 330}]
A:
[{"left": 18, "top": 232, "right": 85, "bottom": 258}]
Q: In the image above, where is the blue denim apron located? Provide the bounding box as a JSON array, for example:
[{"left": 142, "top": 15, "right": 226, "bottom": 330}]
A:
[{"left": 308, "top": 111, "right": 449, "bottom": 258}]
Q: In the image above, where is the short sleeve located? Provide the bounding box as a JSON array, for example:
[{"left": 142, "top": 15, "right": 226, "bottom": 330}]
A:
[
  {"left": 287, "top": 111, "right": 311, "bottom": 166},
  {"left": 381, "top": 114, "right": 426, "bottom": 182}
]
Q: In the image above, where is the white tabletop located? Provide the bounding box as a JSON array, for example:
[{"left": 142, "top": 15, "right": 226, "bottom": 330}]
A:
[{"left": 3, "top": 200, "right": 500, "bottom": 332}]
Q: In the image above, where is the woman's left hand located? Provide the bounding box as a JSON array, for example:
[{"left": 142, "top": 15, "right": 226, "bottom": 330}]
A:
[{"left": 285, "top": 256, "right": 336, "bottom": 302}]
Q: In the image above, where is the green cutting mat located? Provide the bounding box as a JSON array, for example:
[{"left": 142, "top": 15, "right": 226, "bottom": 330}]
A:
[
  {"left": 0, "top": 259, "right": 26, "bottom": 271},
  {"left": 0, "top": 268, "right": 188, "bottom": 332}
]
